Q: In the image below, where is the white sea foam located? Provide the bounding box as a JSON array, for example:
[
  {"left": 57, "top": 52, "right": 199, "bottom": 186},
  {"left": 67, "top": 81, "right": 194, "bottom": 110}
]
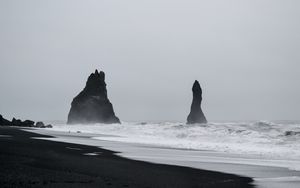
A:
[
  {"left": 49, "top": 121, "right": 300, "bottom": 167},
  {"left": 254, "top": 176, "right": 300, "bottom": 182}
]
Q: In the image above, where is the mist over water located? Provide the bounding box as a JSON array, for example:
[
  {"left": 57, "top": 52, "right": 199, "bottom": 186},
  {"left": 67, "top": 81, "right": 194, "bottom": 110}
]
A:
[
  {"left": 1, "top": 0, "right": 300, "bottom": 121},
  {"left": 0, "top": 1, "right": 299, "bottom": 188}
]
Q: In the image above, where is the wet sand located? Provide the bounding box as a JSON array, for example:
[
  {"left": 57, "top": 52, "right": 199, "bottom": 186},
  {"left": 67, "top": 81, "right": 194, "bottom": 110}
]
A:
[{"left": 0, "top": 127, "right": 253, "bottom": 188}]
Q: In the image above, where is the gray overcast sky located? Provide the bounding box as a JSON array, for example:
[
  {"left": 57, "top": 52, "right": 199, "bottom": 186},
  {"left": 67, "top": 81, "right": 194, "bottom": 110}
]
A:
[{"left": 0, "top": 0, "right": 299, "bottom": 122}]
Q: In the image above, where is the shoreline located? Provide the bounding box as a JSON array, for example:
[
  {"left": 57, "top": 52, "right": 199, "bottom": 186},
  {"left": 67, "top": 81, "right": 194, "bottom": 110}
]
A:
[
  {"left": 24, "top": 127, "right": 300, "bottom": 188},
  {"left": 0, "top": 127, "right": 253, "bottom": 188},
  {"left": 28, "top": 127, "right": 300, "bottom": 172}
]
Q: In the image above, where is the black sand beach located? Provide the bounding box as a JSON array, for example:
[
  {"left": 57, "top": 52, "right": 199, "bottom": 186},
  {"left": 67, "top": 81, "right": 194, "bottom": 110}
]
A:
[{"left": 0, "top": 127, "right": 253, "bottom": 188}]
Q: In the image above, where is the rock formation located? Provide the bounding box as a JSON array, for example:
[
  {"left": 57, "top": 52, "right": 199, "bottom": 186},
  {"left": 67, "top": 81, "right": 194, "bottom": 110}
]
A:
[
  {"left": 36, "top": 121, "right": 53, "bottom": 128},
  {"left": 22, "top": 120, "right": 35, "bottom": 127},
  {"left": 10, "top": 118, "right": 34, "bottom": 127},
  {"left": 67, "top": 69, "right": 120, "bottom": 124},
  {"left": 0, "top": 114, "right": 51, "bottom": 128},
  {"left": 11, "top": 118, "right": 35, "bottom": 127},
  {"left": 11, "top": 118, "right": 23, "bottom": 126},
  {"left": 187, "top": 80, "right": 207, "bottom": 124},
  {"left": 0, "top": 114, "right": 11, "bottom": 126},
  {"left": 35, "top": 121, "right": 45, "bottom": 128}
]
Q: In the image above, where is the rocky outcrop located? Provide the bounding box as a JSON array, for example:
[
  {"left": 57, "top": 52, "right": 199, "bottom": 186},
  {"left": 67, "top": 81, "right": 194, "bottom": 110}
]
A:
[
  {"left": 11, "top": 118, "right": 34, "bottom": 127},
  {"left": 187, "top": 80, "right": 207, "bottom": 124},
  {"left": 10, "top": 118, "right": 34, "bottom": 127},
  {"left": 0, "top": 114, "right": 51, "bottom": 128},
  {"left": 22, "top": 120, "right": 35, "bottom": 127},
  {"left": 67, "top": 69, "right": 120, "bottom": 124},
  {"left": 35, "top": 121, "right": 45, "bottom": 128},
  {"left": 36, "top": 121, "right": 53, "bottom": 128},
  {"left": 11, "top": 118, "right": 22, "bottom": 126},
  {"left": 0, "top": 115, "right": 11, "bottom": 126}
]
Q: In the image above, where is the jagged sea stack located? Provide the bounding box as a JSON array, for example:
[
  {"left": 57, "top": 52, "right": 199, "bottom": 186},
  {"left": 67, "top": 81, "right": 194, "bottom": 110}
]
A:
[
  {"left": 187, "top": 80, "right": 207, "bottom": 124},
  {"left": 67, "top": 70, "right": 120, "bottom": 124}
]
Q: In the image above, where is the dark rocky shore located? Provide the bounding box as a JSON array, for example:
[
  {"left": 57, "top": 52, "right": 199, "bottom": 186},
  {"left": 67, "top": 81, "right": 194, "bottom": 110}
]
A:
[
  {"left": 0, "top": 127, "right": 254, "bottom": 188},
  {"left": 0, "top": 114, "right": 52, "bottom": 128}
]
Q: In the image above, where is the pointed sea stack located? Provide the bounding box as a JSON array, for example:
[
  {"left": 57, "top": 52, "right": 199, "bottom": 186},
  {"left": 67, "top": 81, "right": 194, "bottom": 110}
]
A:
[
  {"left": 67, "top": 70, "right": 120, "bottom": 124},
  {"left": 187, "top": 80, "right": 207, "bottom": 124}
]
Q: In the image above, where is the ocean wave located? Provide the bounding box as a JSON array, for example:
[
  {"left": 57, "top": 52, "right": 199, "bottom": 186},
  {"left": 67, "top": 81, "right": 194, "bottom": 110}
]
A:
[{"left": 50, "top": 120, "right": 300, "bottom": 160}]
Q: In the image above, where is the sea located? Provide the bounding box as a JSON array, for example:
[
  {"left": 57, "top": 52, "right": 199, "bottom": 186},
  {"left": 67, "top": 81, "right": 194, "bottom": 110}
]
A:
[{"left": 49, "top": 120, "right": 300, "bottom": 170}]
